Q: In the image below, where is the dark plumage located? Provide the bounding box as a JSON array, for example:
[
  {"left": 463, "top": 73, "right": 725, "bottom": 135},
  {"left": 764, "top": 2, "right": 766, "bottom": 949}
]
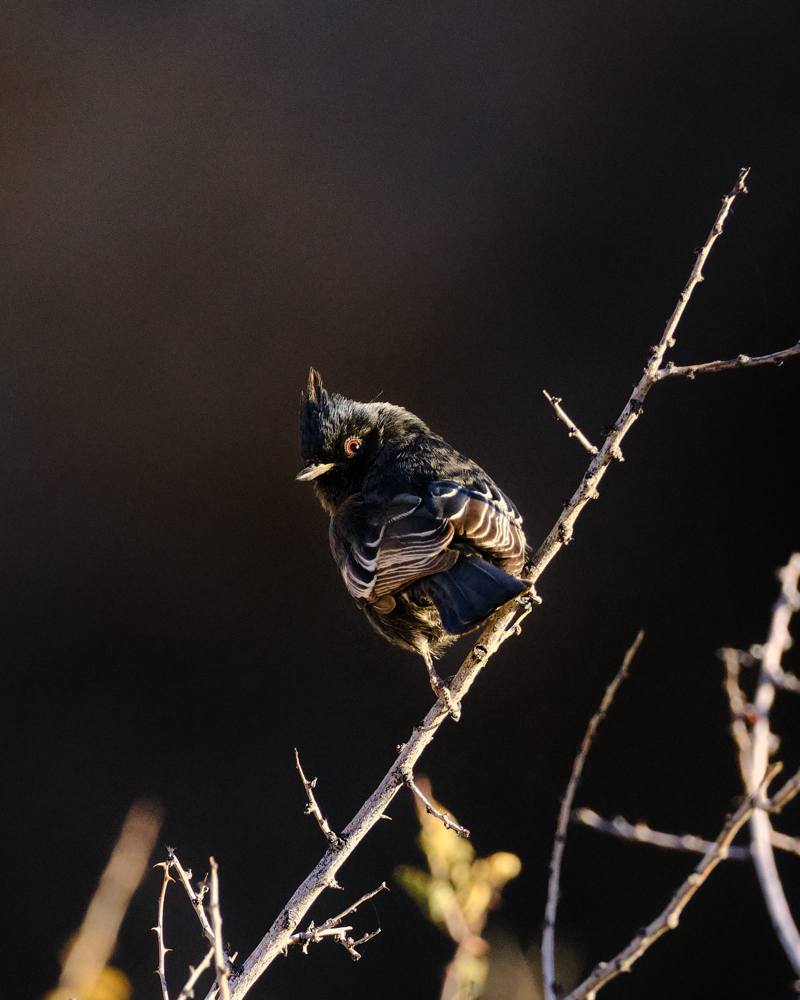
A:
[{"left": 297, "top": 368, "right": 530, "bottom": 705}]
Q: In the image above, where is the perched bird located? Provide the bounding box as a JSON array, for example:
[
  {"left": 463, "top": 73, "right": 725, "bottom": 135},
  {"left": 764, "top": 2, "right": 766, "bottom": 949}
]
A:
[{"left": 297, "top": 368, "right": 530, "bottom": 711}]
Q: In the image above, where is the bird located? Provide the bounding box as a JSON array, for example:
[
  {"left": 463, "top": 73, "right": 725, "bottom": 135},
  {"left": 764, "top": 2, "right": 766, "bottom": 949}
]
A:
[{"left": 297, "top": 368, "right": 531, "bottom": 715}]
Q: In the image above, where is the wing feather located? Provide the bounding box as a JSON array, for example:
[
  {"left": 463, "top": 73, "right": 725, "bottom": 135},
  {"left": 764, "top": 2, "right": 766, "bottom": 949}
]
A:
[{"left": 330, "top": 479, "right": 526, "bottom": 604}]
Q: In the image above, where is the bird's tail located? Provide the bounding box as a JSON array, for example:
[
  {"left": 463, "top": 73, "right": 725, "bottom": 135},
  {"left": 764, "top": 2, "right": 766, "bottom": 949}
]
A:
[{"left": 418, "top": 553, "right": 528, "bottom": 635}]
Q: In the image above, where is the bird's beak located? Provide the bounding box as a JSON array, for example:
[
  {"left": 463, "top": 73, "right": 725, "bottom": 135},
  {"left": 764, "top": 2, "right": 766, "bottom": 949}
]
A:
[{"left": 296, "top": 462, "right": 336, "bottom": 482}]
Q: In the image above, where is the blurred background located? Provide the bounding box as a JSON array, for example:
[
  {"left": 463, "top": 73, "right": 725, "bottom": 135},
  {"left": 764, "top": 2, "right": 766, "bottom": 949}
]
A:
[{"left": 3, "top": 2, "right": 799, "bottom": 997}]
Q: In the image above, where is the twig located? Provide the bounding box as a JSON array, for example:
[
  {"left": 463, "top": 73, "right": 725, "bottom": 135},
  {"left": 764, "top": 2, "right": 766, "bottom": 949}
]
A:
[
  {"left": 542, "top": 390, "right": 599, "bottom": 455},
  {"left": 169, "top": 849, "right": 217, "bottom": 948},
  {"left": 655, "top": 342, "right": 800, "bottom": 380},
  {"left": 573, "top": 807, "right": 800, "bottom": 860},
  {"left": 542, "top": 630, "right": 645, "bottom": 1000},
  {"left": 573, "top": 808, "right": 750, "bottom": 859},
  {"left": 562, "top": 764, "right": 789, "bottom": 1000},
  {"left": 747, "top": 555, "right": 800, "bottom": 978},
  {"left": 720, "top": 647, "right": 753, "bottom": 779},
  {"left": 290, "top": 883, "right": 387, "bottom": 960},
  {"left": 209, "top": 858, "right": 231, "bottom": 1000},
  {"left": 402, "top": 768, "right": 471, "bottom": 839},
  {"left": 223, "top": 168, "right": 800, "bottom": 999},
  {"left": 294, "top": 748, "right": 345, "bottom": 849},
  {"left": 177, "top": 947, "right": 215, "bottom": 1000},
  {"left": 154, "top": 862, "right": 174, "bottom": 1000}
]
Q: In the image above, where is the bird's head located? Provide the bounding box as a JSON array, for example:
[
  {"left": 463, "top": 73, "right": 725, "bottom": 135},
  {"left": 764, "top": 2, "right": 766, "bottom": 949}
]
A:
[{"left": 297, "top": 367, "right": 428, "bottom": 510}]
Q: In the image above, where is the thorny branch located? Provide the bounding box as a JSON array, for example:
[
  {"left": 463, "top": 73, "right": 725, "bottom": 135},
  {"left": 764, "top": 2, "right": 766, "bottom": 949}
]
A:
[
  {"left": 402, "top": 768, "right": 471, "bottom": 839},
  {"left": 289, "top": 883, "right": 387, "bottom": 961},
  {"left": 177, "top": 948, "right": 215, "bottom": 1000},
  {"left": 209, "top": 858, "right": 232, "bottom": 1000},
  {"left": 173, "top": 167, "right": 800, "bottom": 999},
  {"left": 154, "top": 862, "right": 174, "bottom": 1000},
  {"left": 294, "top": 748, "right": 345, "bottom": 850},
  {"left": 169, "top": 850, "right": 218, "bottom": 949},
  {"left": 542, "top": 631, "right": 645, "bottom": 1000}
]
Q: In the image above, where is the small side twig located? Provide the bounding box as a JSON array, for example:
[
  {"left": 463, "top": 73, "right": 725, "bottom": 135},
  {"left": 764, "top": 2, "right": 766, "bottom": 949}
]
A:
[
  {"left": 562, "top": 763, "right": 789, "bottom": 1000},
  {"left": 403, "top": 769, "right": 471, "bottom": 839},
  {"left": 169, "top": 850, "right": 217, "bottom": 949},
  {"left": 209, "top": 858, "right": 231, "bottom": 1000},
  {"left": 542, "top": 390, "right": 599, "bottom": 456},
  {"left": 177, "top": 947, "right": 215, "bottom": 1000},
  {"left": 572, "top": 808, "right": 800, "bottom": 860},
  {"left": 294, "top": 749, "right": 345, "bottom": 849},
  {"left": 573, "top": 808, "right": 750, "bottom": 860},
  {"left": 655, "top": 342, "right": 800, "bottom": 380},
  {"left": 290, "top": 883, "right": 387, "bottom": 960},
  {"left": 153, "top": 862, "right": 174, "bottom": 1000},
  {"left": 542, "top": 629, "right": 645, "bottom": 1000}
]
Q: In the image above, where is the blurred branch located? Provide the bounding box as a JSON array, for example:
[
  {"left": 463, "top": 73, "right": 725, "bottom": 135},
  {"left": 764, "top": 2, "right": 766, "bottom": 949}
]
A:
[
  {"left": 49, "top": 800, "right": 162, "bottom": 1000},
  {"left": 568, "top": 555, "right": 800, "bottom": 997},
  {"left": 574, "top": 807, "right": 800, "bottom": 860},
  {"left": 182, "top": 167, "right": 800, "bottom": 999},
  {"left": 562, "top": 763, "right": 795, "bottom": 1000},
  {"left": 177, "top": 949, "right": 214, "bottom": 1000},
  {"left": 745, "top": 554, "right": 800, "bottom": 978},
  {"left": 542, "top": 630, "right": 645, "bottom": 1000}
]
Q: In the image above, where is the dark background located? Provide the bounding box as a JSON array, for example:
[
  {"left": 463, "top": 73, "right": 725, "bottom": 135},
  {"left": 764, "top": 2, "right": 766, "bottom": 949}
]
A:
[{"left": 4, "top": 2, "right": 799, "bottom": 998}]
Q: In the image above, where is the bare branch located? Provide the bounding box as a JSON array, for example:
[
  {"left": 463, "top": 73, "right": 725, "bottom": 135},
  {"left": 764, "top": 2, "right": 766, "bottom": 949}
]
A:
[
  {"left": 294, "top": 748, "right": 345, "bottom": 849},
  {"left": 153, "top": 862, "right": 174, "bottom": 1000},
  {"left": 656, "top": 342, "right": 800, "bottom": 380},
  {"left": 573, "top": 807, "right": 800, "bottom": 860},
  {"left": 562, "top": 764, "right": 788, "bottom": 1000},
  {"left": 290, "top": 883, "right": 388, "bottom": 960},
  {"left": 222, "top": 168, "right": 800, "bottom": 999},
  {"left": 177, "top": 948, "right": 214, "bottom": 1000},
  {"left": 573, "top": 808, "right": 750, "bottom": 859},
  {"left": 542, "top": 630, "right": 645, "bottom": 1000},
  {"left": 542, "top": 390, "right": 599, "bottom": 456},
  {"left": 720, "top": 646, "right": 753, "bottom": 780},
  {"left": 209, "top": 858, "right": 232, "bottom": 1000},
  {"left": 747, "top": 554, "right": 800, "bottom": 978},
  {"left": 169, "top": 850, "right": 216, "bottom": 949},
  {"left": 402, "top": 768, "right": 471, "bottom": 839}
]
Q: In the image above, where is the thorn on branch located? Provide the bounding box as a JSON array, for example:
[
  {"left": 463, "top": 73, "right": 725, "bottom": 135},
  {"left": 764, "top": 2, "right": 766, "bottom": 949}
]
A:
[
  {"left": 294, "top": 749, "right": 346, "bottom": 849},
  {"left": 402, "top": 768, "right": 471, "bottom": 838}
]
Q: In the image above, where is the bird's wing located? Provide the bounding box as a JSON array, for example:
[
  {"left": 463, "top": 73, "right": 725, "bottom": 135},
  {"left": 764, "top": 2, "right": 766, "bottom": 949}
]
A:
[
  {"left": 428, "top": 479, "right": 526, "bottom": 578},
  {"left": 331, "top": 481, "right": 525, "bottom": 603}
]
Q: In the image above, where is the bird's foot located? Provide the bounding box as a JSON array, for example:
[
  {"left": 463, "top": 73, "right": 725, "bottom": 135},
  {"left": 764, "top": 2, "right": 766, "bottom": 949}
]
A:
[
  {"left": 423, "top": 654, "right": 461, "bottom": 721},
  {"left": 433, "top": 679, "right": 462, "bottom": 722}
]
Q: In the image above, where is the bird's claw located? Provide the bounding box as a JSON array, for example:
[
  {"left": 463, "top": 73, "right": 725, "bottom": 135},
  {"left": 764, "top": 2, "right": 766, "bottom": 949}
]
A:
[{"left": 434, "top": 682, "right": 462, "bottom": 722}]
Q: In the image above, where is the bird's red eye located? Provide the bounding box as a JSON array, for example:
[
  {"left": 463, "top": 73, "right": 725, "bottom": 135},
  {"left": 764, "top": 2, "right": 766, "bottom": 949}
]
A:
[{"left": 344, "top": 436, "right": 362, "bottom": 457}]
